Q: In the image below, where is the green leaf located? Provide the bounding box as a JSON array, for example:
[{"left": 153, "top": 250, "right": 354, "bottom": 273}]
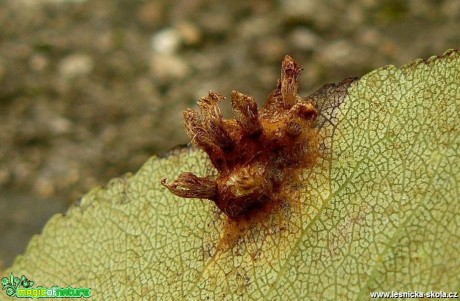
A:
[{"left": 3, "top": 49, "right": 459, "bottom": 300}]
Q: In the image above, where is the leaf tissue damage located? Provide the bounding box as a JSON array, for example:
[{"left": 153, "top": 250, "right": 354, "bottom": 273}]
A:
[
  {"left": 161, "top": 55, "right": 356, "bottom": 247},
  {"left": 162, "top": 56, "right": 323, "bottom": 219}
]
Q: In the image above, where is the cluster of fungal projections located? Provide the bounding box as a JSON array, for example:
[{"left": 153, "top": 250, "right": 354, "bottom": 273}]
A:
[{"left": 162, "top": 55, "right": 319, "bottom": 219}]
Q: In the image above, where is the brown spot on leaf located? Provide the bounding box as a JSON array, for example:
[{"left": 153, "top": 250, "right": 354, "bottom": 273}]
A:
[{"left": 162, "top": 55, "right": 320, "bottom": 222}]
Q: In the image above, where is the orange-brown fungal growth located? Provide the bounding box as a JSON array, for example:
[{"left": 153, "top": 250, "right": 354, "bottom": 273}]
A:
[{"left": 161, "top": 55, "right": 319, "bottom": 219}]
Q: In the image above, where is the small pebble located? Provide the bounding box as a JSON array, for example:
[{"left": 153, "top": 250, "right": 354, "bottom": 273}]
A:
[
  {"left": 319, "top": 40, "right": 353, "bottom": 65},
  {"left": 175, "top": 21, "right": 201, "bottom": 46},
  {"left": 137, "top": 1, "right": 164, "bottom": 26},
  {"left": 58, "top": 53, "right": 94, "bottom": 78},
  {"left": 151, "top": 28, "right": 181, "bottom": 54},
  {"left": 150, "top": 53, "right": 189, "bottom": 80},
  {"left": 289, "top": 28, "right": 320, "bottom": 51},
  {"left": 29, "top": 54, "right": 48, "bottom": 71}
]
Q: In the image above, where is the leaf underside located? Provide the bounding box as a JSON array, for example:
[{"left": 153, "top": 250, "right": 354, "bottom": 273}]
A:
[{"left": 3, "top": 49, "right": 460, "bottom": 300}]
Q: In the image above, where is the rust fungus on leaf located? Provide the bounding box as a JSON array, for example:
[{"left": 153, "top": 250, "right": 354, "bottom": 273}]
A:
[{"left": 162, "top": 55, "right": 319, "bottom": 220}]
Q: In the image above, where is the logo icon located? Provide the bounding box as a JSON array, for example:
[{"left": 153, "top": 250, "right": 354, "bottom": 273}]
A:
[{"left": 1, "top": 274, "right": 34, "bottom": 297}]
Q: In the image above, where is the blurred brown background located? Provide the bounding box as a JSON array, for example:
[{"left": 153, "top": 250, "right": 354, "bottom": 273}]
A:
[{"left": 1, "top": 0, "right": 459, "bottom": 269}]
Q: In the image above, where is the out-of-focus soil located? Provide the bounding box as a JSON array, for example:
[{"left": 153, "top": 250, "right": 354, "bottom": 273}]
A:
[{"left": 1, "top": 0, "right": 459, "bottom": 269}]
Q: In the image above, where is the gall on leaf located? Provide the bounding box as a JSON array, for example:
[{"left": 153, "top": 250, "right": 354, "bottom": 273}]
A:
[{"left": 162, "top": 55, "right": 319, "bottom": 221}]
